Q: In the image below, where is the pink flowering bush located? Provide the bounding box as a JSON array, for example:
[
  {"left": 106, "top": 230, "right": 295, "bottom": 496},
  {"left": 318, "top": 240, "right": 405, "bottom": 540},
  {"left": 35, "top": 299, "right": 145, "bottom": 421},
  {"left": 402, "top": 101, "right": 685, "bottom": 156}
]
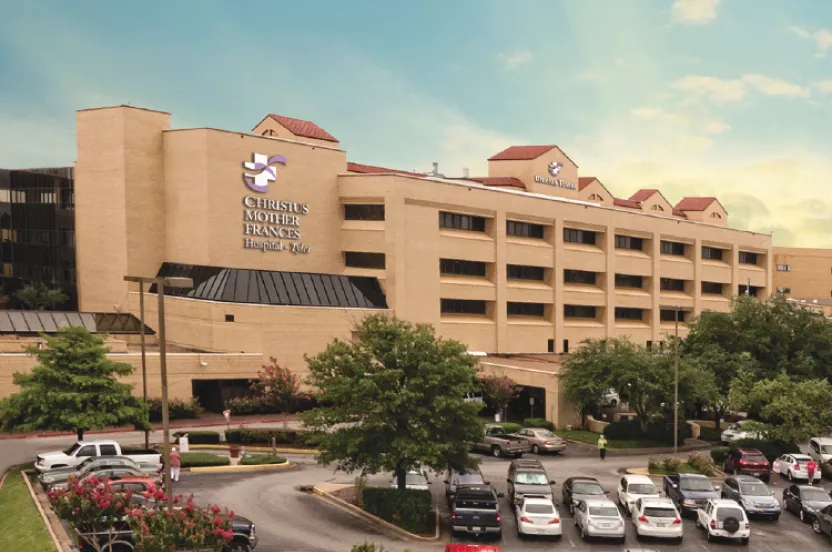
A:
[
  {"left": 251, "top": 356, "right": 302, "bottom": 427},
  {"left": 478, "top": 373, "right": 523, "bottom": 415}
]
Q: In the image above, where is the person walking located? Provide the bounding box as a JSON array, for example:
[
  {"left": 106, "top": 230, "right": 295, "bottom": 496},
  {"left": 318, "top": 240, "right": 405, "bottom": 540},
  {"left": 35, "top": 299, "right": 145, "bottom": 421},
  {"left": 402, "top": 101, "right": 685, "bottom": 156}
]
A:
[
  {"left": 807, "top": 459, "right": 817, "bottom": 485},
  {"left": 598, "top": 434, "right": 608, "bottom": 460},
  {"left": 170, "top": 446, "right": 182, "bottom": 483}
]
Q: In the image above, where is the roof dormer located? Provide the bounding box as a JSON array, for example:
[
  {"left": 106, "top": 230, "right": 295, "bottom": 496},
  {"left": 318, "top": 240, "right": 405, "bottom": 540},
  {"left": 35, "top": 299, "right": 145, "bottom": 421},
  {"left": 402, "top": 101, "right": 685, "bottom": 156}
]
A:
[
  {"left": 487, "top": 145, "right": 579, "bottom": 199},
  {"left": 253, "top": 114, "right": 339, "bottom": 147},
  {"left": 675, "top": 197, "right": 728, "bottom": 226}
]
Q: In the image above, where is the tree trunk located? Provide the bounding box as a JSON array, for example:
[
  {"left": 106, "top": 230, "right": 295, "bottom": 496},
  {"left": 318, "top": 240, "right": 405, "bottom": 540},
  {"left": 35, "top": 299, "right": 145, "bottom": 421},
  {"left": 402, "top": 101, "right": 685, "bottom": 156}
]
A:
[
  {"left": 395, "top": 460, "right": 407, "bottom": 491},
  {"left": 77, "top": 428, "right": 84, "bottom": 441},
  {"left": 282, "top": 411, "right": 288, "bottom": 429}
]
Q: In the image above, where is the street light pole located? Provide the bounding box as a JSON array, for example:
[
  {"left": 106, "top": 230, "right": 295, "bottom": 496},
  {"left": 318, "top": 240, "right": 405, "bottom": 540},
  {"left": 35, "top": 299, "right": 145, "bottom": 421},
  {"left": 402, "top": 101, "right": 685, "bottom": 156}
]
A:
[
  {"left": 674, "top": 306, "right": 680, "bottom": 455},
  {"left": 139, "top": 281, "right": 149, "bottom": 450}
]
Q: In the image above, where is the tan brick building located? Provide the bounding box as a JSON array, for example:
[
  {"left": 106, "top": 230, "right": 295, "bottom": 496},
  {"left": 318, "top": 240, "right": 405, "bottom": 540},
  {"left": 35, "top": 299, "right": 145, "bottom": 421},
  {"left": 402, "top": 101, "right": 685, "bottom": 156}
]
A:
[{"left": 772, "top": 247, "right": 832, "bottom": 316}]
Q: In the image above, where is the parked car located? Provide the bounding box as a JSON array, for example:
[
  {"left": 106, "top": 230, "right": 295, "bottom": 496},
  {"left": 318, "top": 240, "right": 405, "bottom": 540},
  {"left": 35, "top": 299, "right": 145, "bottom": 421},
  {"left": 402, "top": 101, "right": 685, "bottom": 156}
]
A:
[
  {"left": 514, "top": 494, "right": 562, "bottom": 538},
  {"left": 778, "top": 453, "right": 822, "bottom": 483},
  {"left": 663, "top": 474, "right": 720, "bottom": 516},
  {"left": 720, "top": 420, "right": 762, "bottom": 443},
  {"left": 389, "top": 470, "right": 429, "bottom": 491},
  {"left": 617, "top": 474, "right": 661, "bottom": 516},
  {"left": 506, "top": 458, "right": 555, "bottom": 505},
  {"left": 720, "top": 475, "right": 780, "bottom": 519},
  {"left": 450, "top": 485, "right": 504, "bottom": 538},
  {"left": 573, "top": 498, "right": 626, "bottom": 542},
  {"left": 808, "top": 437, "right": 832, "bottom": 470},
  {"left": 49, "top": 466, "right": 161, "bottom": 492},
  {"left": 723, "top": 448, "right": 771, "bottom": 481},
  {"left": 602, "top": 389, "right": 620, "bottom": 408},
  {"left": 811, "top": 503, "right": 832, "bottom": 536},
  {"left": 514, "top": 428, "right": 566, "bottom": 454},
  {"left": 38, "top": 456, "right": 161, "bottom": 489},
  {"left": 472, "top": 425, "right": 530, "bottom": 458},
  {"left": 445, "top": 467, "right": 488, "bottom": 501},
  {"left": 35, "top": 440, "right": 161, "bottom": 473},
  {"left": 783, "top": 484, "right": 832, "bottom": 524},
  {"left": 631, "top": 497, "right": 683, "bottom": 542},
  {"left": 562, "top": 477, "right": 607, "bottom": 515},
  {"left": 695, "top": 498, "right": 751, "bottom": 544}
]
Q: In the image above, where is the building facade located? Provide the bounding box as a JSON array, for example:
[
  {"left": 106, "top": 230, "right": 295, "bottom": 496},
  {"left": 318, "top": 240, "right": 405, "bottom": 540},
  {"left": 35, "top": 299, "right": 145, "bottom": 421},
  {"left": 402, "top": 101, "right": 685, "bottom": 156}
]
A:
[{"left": 772, "top": 246, "right": 832, "bottom": 316}]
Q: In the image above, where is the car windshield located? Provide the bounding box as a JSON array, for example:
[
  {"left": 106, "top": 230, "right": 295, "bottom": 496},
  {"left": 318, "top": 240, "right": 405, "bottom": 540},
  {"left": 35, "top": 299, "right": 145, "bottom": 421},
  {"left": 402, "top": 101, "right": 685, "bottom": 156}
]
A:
[
  {"left": 680, "top": 479, "right": 714, "bottom": 491},
  {"left": 573, "top": 482, "right": 604, "bottom": 495},
  {"left": 453, "top": 473, "right": 484, "bottom": 485},
  {"left": 822, "top": 445, "right": 832, "bottom": 454},
  {"left": 515, "top": 472, "right": 549, "bottom": 485},
  {"left": 533, "top": 430, "right": 555, "bottom": 438},
  {"left": 744, "top": 454, "right": 767, "bottom": 463},
  {"left": 526, "top": 503, "right": 555, "bottom": 514},
  {"left": 716, "top": 507, "right": 745, "bottom": 521},
  {"left": 740, "top": 483, "right": 769, "bottom": 496},
  {"left": 63, "top": 443, "right": 81, "bottom": 456},
  {"left": 405, "top": 474, "right": 426, "bottom": 486},
  {"left": 589, "top": 506, "right": 619, "bottom": 517},
  {"left": 629, "top": 484, "right": 658, "bottom": 495},
  {"left": 644, "top": 507, "right": 676, "bottom": 518},
  {"left": 802, "top": 489, "right": 831, "bottom": 502}
]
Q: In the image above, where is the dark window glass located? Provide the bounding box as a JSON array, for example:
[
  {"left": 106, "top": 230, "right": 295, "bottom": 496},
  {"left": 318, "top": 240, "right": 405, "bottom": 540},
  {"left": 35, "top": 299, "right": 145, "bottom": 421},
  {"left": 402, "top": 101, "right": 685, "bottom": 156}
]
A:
[
  {"left": 615, "top": 235, "right": 643, "bottom": 251},
  {"left": 615, "top": 274, "right": 643, "bottom": 289},
  {"left": 660, "top": 309, "right": 686, "bottom": 322},
  {"left": 440, "top": 258, "right": 487, "bottom": 277},
  {"left": 660, "top": 278, "right": 685, "bottom": 292},
  {"left": 99, "top": 445, "right": 117, "bottom": 456},
  {"left": 507, "top": 302, "right": 545, "bottom": 317},
  {"left": 547, "top": 339, "right": 554, "bottom": 352},
  {"left": 739, "top": 251, "right": 758, "bottom": 265},
  {"left": 507, "top": 220, "right": 544, "bottom": 239},
  {"left": 564, "top": 305, "right": 597, "bottom": 318},
  {"left": 702, "top": 246, "right": 723, "bottom": 260},
  {"left": 224, "top": 314, "right": 235, "bottom": 322},
  {"left": 564, "top": 228, "right": 596, "bottom": 245},
  {"left": 776, "top": 286, "right": 791, "bottom": 294},
  {"left": 344, "top": 252, "right": 386, "bottom": 269},
  {"left": 615, "top": 307, "right": 643, "bottom": 321},
  {"left": 563, "top": 339, "right": 569, "bottom": 353},
  {"left": 441, "top": 298, "right": 487, "bottom": 315},
  {"left": 739, "top": 285, "right": 760, "bottom": 297},
  {"left": 507, "top": 264, "right": 545, "bottom": 281},
  {"left": 701, "top": 281, "right": 723, "bottom": 295},
  {"left": 439, "top": 212, "right": 485, "bottom": 232},
  {"left": 564, "top": 269, "right": 596, "bottom": 285},
  {"left": 660, "top": 240, "right": 686, "bottom": 256},
  {"left": 344, "top": 204, "right": 384, "bottom": 221}
]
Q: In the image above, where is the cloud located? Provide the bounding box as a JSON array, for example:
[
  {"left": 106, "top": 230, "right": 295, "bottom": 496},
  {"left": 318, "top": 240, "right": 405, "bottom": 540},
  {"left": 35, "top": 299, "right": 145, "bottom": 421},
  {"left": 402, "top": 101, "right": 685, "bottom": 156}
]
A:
[
  {"left": 815, "top": 81, "right": 832, "bottom": 93},
  {"left": 630, "top": 107, "right": 689, "bottom": 125},
  {"left": 496, "top": 50, "right": 533, "bottom": 71},
  {"left": 673, "top": 74, "right": 810, "bottom": 104},
  {"left": 789, "top": 26, "right": 832, "bottom": 58},
  {"left": 702, "top": 120, "right": 731, "bottom": 134},
  {"left": 670, "top": 0, "right": 721, "bottom": 24},
  {"left": 631, "top": 106, "right": 730, "bottom": 137}
]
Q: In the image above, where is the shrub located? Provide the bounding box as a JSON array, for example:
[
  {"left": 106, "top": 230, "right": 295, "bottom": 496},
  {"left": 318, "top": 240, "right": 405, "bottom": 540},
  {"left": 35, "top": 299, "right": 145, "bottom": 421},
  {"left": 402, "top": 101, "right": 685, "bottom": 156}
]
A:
[
  {"left": 648, "top": 457, "right": 662, "bottom": 472},
  {"left": 172, "top": 430, "right": 220, "bottom": 445},
  {"left": 604, "top": 418, "right": 691, "bottom": 445},
  {"left": 662, "top": 456, "right": 683, "bottom": 473},
  {"left": 224, "top": 396, "right": 271, "bottom": 415},
  {"left": 240, "top": 454, "right": 286, "bottom": 465},
  {"left": 179, "top": 452, "right": 230, "bottom": 468},
  {"left": 711, "top": 446, "right": 730, "bottom": 465},
  {"left": 687, "top": 452, "right": 715, "bottom": 476},
  {"left": 497, "top": 422, "right": 522, "bottom": 434},
  {"left": 224, "top": 427, "right": 316, "bottom": 447},
  {"left": 361, "top": 487, "right": 432, "bottom": 534},
  {"left": 729, "top": 439, "right": 800, "bottom": 463},
  {"left": 351, "top": 542, "right": 387, "bottom": 552},
  {"left": 522, "top": 418, "right": 555, "bottom": 431},
  {"left": 146, "top": 397, "right": 203, "bottom": 422}
]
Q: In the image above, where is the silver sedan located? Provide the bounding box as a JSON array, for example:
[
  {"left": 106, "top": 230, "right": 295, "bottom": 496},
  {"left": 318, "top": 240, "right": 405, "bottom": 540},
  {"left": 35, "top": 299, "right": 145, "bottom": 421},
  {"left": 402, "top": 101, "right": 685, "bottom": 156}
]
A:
[{"left": 516, "top": 428, "right": 567, "bottom": 454}]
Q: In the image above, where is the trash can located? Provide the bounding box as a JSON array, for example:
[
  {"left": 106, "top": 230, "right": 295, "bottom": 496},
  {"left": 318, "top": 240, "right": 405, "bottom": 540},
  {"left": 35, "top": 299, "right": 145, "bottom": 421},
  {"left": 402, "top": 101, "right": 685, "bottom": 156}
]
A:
[{"left": 179, "top": 434, "right": 190, "bottom": 453}]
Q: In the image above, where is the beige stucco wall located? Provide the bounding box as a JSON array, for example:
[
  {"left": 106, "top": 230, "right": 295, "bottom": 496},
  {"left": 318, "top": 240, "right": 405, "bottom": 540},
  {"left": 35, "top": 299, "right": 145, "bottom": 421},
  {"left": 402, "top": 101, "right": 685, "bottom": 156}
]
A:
[{"left": 773, "top": 246, "right": 832, "bottom": 300}]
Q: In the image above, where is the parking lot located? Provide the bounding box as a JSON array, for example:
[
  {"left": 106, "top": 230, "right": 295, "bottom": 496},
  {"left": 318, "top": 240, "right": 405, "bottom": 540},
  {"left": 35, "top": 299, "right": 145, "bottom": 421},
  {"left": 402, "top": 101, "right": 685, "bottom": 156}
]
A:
[{"left": 173, "top": 446, "right": 832, "bottom": 552}]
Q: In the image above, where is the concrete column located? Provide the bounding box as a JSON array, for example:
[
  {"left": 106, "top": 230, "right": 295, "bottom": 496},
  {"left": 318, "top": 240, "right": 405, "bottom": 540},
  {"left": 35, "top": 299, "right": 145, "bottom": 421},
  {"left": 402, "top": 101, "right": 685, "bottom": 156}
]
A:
[
  {"left": 553, "top": 219, "right": 564, "bottom": 352},
  {"left": 731, "top": 244, "right": 740, "bottom": 297},
  {"left": 604, "top": 227, "right": 615, "bottom": 339},
  {"left": 495, "top": 211, "right": 508, "bottom": 352},
  {"left": 693, "top": 238, "right": 702, "bottom": 316},
  {"left": 651, "top": 234, "right": 661, "bottom": 342},
  {"left": 384, "top": 191, "right": 408, "bottom": 317}
]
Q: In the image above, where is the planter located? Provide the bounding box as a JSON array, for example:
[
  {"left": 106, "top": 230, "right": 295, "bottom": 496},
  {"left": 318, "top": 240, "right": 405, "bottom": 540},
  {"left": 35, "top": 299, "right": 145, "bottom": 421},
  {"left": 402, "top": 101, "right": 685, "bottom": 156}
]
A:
[{"left": 229, "top": 445, "right": 241, "bottom": 459}]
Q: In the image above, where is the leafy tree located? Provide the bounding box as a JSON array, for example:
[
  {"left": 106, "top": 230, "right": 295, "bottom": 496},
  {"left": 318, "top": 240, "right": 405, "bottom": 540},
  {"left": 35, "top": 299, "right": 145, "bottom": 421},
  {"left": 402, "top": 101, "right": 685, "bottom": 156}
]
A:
[
  {"left": 14, "top": 282, "right": 69, "bottom": 310},
  {"left": 251, "top": 357, "right": 302, "bottom": 428},
  {"left": 300, "top": 315, "right": 483, "bottom": 491},
  {"left": 0, "top": 326, "right": 149, "bottom": 440},
  {"left": 478, "top": 373, "right": 522, "bottom": 421}
]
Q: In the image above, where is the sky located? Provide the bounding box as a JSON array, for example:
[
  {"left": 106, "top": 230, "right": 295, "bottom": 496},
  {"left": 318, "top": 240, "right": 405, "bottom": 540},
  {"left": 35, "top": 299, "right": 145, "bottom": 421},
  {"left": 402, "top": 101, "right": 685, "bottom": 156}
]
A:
[{"left": 1, "top": 0, "right": 831, "bottom": 246}]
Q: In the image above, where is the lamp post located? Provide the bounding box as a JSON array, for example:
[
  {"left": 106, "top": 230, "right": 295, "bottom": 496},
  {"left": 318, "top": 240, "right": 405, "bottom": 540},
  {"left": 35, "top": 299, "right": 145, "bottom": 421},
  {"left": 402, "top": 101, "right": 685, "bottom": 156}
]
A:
[
  {"left": 674, "top": 306, "right": 680, "bottom": 455},
  {"left": 124, "top": 275, "right": 193, "bottom": 510}
]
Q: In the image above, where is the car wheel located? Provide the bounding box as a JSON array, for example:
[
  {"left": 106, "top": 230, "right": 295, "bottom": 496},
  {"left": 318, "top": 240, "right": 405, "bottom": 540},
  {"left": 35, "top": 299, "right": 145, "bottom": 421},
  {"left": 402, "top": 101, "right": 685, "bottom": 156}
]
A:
[
  {"left": 788, "top": 471, "right": 795, "bottom": 482},
  {"left": 813, "top": 519, "right": 823, "bottom": 534},
  {"left": 491, "top": 445, "right": 502, "bottom": 458},
  {"left": 707, "top": 531, "right": 715, "bottom": 542},
  {"left": 532, "top": 445, "right": 540, "bottom": 454},
  {"left": 227, "top": 543, "right": 251, "bottom": 552}
]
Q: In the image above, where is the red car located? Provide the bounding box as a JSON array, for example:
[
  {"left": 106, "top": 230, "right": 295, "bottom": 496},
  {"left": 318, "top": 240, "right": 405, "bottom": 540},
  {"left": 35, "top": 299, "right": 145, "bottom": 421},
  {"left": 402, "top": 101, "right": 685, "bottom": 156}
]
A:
[
  {"left": 724, "top": 448, "right": 771, "bottom": 481},
  {"left": 445, "top": 546, "right": 502, "bottom": 552}
]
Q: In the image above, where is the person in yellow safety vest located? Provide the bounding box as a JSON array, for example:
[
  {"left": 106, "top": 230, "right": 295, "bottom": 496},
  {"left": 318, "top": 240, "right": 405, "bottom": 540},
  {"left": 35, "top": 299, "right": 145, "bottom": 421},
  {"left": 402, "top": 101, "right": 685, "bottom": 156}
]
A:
[{"left": 598, "top": 434, "right": 608, "bottom": 460}]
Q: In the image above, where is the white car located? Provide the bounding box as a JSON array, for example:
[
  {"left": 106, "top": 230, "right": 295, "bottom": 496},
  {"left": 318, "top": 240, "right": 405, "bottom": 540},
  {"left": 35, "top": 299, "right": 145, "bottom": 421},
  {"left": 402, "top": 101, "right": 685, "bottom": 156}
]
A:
[
  {"left": 778, "top": 453, "right": 822, "bottom": 483},
  {"left": 390, "top": 470, "right": 430, "bottom": 491},
  {"left": 696, "top": 498, "right": 751, "bottom": 544},
  {"left": 514, "top": 494, "right": 562, "bottom": 538},
  {"left": 617, "top": 474, "right": 661, "bottom": 515},
  {"left": 808, "top": 437, "right": 832, "bottom": 466},
  {"left": 602, "top": 389, "right": 620, "bottom": 408},
  {"left": 574, "top": 498, "right": 626, "bottom": 542},
  {"left": 632, "top": 497, "right": 683, "bottom": 541},
  {"left": 720, "top": 420, "right": 762, "bottom": 443}
]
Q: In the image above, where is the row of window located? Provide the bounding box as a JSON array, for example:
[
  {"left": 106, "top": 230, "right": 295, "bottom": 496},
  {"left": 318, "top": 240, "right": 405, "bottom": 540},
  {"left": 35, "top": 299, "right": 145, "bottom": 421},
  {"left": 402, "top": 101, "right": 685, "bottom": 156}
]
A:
[{"left": 439, "top": 299, "right": 688, "bottom": 322}]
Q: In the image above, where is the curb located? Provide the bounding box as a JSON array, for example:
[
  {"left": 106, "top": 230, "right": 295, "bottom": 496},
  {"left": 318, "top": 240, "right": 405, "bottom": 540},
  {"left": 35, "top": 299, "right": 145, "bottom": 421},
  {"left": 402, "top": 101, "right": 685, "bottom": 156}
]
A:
[
  {"left": 20, "top": 469, "right": 67, "bottom": 552},
  {"left": 624, "top": 467, "right": 725, "bottom": 480},
  {"left": 564, "top": 440, "right": 712, "bottom": 456},
  {"left": 312, "top": 484, "right": 441, "bottom": 542},
  {"left": 186, "top": 461, "right": 295, "bottom": 473},
  {"left": 186, "top": 444, "right": 320, "bottom": 455}
]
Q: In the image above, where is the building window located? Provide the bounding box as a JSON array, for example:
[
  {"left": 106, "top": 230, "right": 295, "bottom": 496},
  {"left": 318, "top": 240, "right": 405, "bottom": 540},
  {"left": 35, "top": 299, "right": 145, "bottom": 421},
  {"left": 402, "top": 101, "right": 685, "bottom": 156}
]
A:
[
  {"left": 776, "top": 287, "right": 791, "bottom": 294},
  {"left": 0, "top": 189, "right": 9, "bottom": 203},
  {"left": 507, "top": 264, "right": 545, "bottom": 281},
  {"left": 564, "top": 228, "right": 596, "bottom": 245},
  {"left": 660, "top": 278, "right": 685, "bottom": 292},
  {"left": 660, "top": 240, "right": 686, "bottom": 256},
  {"left": 563, "top": 340, "right": 569, "bottom": 353},
  {"left": 441, "top": 298, "right": 487, "bottom": 315},
  {"left": 547, "top": 339, "right": 555, "bottom": 353},
  {"left": 507, "top": 220, "right": 544, "bottom": 239},
  {"left": 776, "top": 264, "right": 791, "bottom": 271},
  {"left": 564, "top": 305, "right": 597, "bottom": 319},
  {"left": 507, "top": 302, "right": 545, "bottom": 317},
  {"left": 564, "top": 269, "right": 597, "bottom": 285},
  {"left": 439, "top": 212, "right": 485, "bottom": 232},
  {"left": 701, "top": 281, "right": 723, "bottom": 295},
  {"left": 660, "top": 309, "right": 686, "bottom": 322},
  {"left": 344, "top": 204, "right": 385, "bottom": 221},
  {"left": 588, "top": 193, "right": 602, "bottom": 201},
  {"left": 702, "top": 246, "right": 723, "bottom": 261},
  {"left": 224, "top": 314, "right": 235, "bottom": 322},
  {"left": 651, "top": 204, "right": 664, "bottom": 211},
  {"left": 647, "top": 340, "right": 653, "bottom": 350},
  {"left": 615, "top": 235, "right": 643, "bottom": 251},
  {"left": 615, "top": 307, "right": 643, "bottom": 321},
  {"left": 615, "top": 274, "right": 643, "bottom": 289},
  {"left": 711, "top": 212, "right": 723, "bottom": 219},
  {"left": 739, "top": 285, "right": 760, "bottom": 297},
  {"left": 344, "top": 251, "right": 386, "bottom": 269},
  {"left": 739, "top": 251, "right": 758, "bottom": 265},
  {"left": 440, "top": 258, "right": 487, "bottom": 277}
]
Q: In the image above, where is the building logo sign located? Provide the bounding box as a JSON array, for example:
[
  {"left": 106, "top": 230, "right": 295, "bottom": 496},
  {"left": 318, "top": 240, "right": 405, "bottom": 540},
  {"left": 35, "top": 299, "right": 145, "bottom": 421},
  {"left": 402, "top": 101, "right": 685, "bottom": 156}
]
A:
[
  {"left": 243, "top": 153, "right": 287, "bottom": 193},
  {"left": 240, "top": 153, "right": 311, "bottom": 255},
  {"left": 534, "top": 160, "right": 576, "bottom": 190},
  {"left": 548, "top": 161, "right": 563, "bottom": 177}
]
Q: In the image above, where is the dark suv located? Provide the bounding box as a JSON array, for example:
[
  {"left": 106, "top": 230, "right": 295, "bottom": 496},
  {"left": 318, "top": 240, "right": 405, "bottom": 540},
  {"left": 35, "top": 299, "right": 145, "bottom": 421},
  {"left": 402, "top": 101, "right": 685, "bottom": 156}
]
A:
[
  {"left": 723, "top": 448, "right": 771, "bottom": 481},
  {"left": 506, "top": 458, "right": 555, "bottom": 505}
]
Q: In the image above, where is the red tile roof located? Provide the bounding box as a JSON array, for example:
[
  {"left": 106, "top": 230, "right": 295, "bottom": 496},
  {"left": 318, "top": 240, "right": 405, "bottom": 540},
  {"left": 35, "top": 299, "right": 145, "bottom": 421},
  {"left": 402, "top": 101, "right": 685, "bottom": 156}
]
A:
[
  {"left": 629, "top": 189, "right": 660, "bottom": 202},
  {"left": 672, "top": 208, "right": 688, "bottom": 218},
  {"left": 613, "top": 198, "right": 642, "bottom": 210},
  {"left": 675, "top": 197, "right": 719, "bottom": 212},
  {"left": 488, "top": 145, "right": 558, "bottom": 161},
  {"left": 267, "top": 114, "right": 338, "bottom": 142},
  {"left": 464, "top": 176, "right": 525, "bottom": 189},
  {"left": 346, "top": 162, "right": 424, "bottom": 177},
  {"left": 578, "top": 177, "right": 597, "bottom": 191}
]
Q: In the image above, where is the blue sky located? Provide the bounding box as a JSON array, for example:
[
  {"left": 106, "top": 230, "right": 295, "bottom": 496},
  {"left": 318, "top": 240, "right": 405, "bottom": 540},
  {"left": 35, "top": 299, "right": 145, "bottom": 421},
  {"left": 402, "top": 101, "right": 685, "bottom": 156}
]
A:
[{"left": 1, "top": 0, "right": 831, "bottom": 246}]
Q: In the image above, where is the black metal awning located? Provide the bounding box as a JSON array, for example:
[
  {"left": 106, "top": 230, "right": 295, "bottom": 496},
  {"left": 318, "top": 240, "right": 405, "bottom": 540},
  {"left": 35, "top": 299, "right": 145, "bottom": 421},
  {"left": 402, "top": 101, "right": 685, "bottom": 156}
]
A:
[{"left": 0, "top": 311, "right": 154, "bottom": 335}]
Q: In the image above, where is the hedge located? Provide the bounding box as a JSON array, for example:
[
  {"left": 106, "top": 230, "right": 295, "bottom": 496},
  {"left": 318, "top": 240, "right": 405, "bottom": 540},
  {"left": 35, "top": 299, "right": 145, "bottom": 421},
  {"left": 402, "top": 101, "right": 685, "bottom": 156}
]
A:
[
  {"left": 604, "top": 418, "right": 692, "bottom": 446},
  {"left": 522, "top": 418, "right": 555, "bottom": 431},
  {"left": 146, "top": 397, "right": 203, "bottom": 422},
  {"left": 711, "top": 446, "right": 730, "bottom": 465},
  {"left": 179, "top": 452, "right": 230, "bottom": 468},
  {"left": 240, "top": 454, "right": 287, "bottom": 466},
  {"left": 224, "top": 428, "right": 317, "bottom": 447},
  {"left": 224, "top": 395, "right": 318, "bottom": 415},
  {"left": 361, "top": 487, "right": 433, "bottom": 534},
  {"left": 173, "top": 431, "right": 221, "bottom": 445},
  {"left": 728, "top": 439, "right": 800, "bottom": 463},
  {"left": 495, "top": 422, "right": 522, "bottom": 434}
]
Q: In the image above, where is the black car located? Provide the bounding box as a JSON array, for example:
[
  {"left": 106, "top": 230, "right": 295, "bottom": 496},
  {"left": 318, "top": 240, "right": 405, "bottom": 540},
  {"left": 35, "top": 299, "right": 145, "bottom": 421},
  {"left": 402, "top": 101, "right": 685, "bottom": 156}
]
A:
[
  {"left": 812, "top": 503, "right": 832, "bottom": 536},
  {"left": 561, "top": 476, "right": 607, "bottom": 515},
  {"left": 783, "top": 484, "right": 832, "bottom": 524}
]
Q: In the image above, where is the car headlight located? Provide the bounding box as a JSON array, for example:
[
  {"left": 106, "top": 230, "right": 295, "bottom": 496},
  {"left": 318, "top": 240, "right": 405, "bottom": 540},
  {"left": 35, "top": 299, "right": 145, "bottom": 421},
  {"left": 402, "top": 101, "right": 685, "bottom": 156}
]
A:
[{"left": 683, "top": 499, "right": 696, "bottom": 505}]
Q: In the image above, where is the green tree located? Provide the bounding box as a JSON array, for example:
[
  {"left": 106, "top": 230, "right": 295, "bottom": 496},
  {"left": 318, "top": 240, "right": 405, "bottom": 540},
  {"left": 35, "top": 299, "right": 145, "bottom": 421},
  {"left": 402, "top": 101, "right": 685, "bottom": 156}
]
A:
[
  {"left": 14, "top": 282, "right": 69, "bottom": 310},
  {"left": 251, "top": 357, "right": 302, "bottom": 428},
  {"left": 300, "top": 315, "right": 483, "bottom": 491},
  {"left": 0, "top": 326, "right": 149, "bottom": 440}
]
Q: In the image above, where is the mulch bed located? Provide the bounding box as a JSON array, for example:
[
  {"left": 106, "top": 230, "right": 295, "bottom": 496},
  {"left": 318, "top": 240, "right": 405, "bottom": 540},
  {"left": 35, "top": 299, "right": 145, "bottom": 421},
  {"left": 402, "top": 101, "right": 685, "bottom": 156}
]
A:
[{"left": 331, "top": 485, "right": 360, "bottom": 507}]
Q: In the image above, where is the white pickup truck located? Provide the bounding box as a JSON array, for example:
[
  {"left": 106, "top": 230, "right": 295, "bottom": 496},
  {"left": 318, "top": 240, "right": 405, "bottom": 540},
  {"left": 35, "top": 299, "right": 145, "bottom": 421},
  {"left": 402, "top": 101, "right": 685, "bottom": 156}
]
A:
[{"left": 35, "top": 440, "right": 162, "bottom": 473}]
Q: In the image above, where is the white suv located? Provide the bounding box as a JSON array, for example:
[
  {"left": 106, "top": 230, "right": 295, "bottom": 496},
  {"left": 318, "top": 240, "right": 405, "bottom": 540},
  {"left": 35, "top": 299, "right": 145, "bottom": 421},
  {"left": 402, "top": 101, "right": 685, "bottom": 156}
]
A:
[
  {"left": 696, "top": 498, "right": 751, "bottom": 544},
  {"left": 632, "top": 497, "right": 683, "bottom": 541},
  {"left": 617, "top": 474, "right": 661, "bottom": 516}
]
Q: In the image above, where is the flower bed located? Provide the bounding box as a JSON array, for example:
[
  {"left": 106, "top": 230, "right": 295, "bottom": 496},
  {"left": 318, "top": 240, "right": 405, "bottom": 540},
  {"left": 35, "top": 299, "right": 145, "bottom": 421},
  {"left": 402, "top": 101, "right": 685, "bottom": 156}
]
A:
[{"left": 648, "top": 453, "right": 715, "bottom": 476}]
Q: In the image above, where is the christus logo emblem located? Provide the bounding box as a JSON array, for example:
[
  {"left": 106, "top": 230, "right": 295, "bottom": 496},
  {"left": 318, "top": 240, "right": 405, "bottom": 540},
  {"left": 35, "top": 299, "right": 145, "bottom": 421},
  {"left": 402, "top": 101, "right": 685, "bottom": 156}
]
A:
[
  {"left": 243, "top": 153, "right": 287, "bottom": 193},
  {"left": 548, "top": 161, "right": 563, "bottom": 177}
]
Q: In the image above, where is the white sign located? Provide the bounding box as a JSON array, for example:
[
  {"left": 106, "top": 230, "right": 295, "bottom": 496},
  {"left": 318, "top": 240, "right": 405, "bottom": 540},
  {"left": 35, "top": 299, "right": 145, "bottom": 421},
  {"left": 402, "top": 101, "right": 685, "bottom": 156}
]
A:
[{"left": 534, "top": 175, "right": 577, "bottom": 190}]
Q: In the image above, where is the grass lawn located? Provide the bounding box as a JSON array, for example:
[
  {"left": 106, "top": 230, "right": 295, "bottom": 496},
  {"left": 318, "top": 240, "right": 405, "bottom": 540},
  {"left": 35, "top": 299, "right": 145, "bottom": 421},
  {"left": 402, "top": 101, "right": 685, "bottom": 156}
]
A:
[
  {"left": 180, "top": 452, "right": 230, "bottom": 468},
  {"left": 240, "top": 454, "right": 287, "bottom": 466},
  {"left": 649, "top": 462, "right": 708, "bottom": 475},
  {"left": 0, "top": 464, "right": 53, "bottom": 551},
  {"left": 555, "top": 429, "right": 667, "bottom": 449}
]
